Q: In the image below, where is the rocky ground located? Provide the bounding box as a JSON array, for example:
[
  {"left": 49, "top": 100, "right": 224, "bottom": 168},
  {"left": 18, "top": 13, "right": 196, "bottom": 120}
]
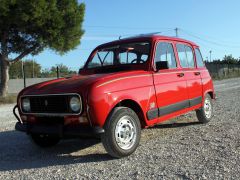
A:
[{"left": 0, "top": 78, "right": 239, "bottom": 179}]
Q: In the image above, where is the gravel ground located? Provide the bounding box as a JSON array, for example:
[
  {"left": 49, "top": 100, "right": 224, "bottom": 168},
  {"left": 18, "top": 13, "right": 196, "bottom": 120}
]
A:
[{"left": 0, "top": 78, "right": 239, "bottom": 179}]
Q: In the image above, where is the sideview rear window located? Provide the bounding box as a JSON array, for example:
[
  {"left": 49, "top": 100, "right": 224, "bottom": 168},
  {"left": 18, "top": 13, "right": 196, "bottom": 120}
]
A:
[
  {"left": 176, "top": 44, "right": 195, "bottom": 68},
  {"left": 195, "top": 48, "right": 205, "bottom": 67}
]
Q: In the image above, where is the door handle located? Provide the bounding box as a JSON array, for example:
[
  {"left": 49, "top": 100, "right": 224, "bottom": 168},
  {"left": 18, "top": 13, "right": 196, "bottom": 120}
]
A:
[
  {"left": 177, "top": 73, "right": 184, "bottom": 77},
  {"left": 194, "top": 72, "right": 201, "bottom": 76}
]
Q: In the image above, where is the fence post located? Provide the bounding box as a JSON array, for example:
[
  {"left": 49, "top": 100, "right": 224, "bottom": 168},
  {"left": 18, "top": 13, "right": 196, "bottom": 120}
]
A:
[
  {"left": 238, "top": 64, "right": 240, "bottom": 76},
  {"left": 23, "top": 64, "right": 26, "bottom": 88},
  {"left": 57, "top": 66, "right": 60, "bottom": 79},
  {"left": 215, "top": 63, "right": 218, "bottom": 79},
  {"left": 228, "top": 64, "right": 230, "bottom": 77}
]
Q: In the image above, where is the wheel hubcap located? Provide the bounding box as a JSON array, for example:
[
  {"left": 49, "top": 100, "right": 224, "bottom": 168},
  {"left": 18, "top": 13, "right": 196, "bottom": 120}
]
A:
[
  {"left": 115, "top": 116, "right": 137, "bottom": 150},
  {"left": 204, "top": 98, "right": 212, "bottom": 118}
]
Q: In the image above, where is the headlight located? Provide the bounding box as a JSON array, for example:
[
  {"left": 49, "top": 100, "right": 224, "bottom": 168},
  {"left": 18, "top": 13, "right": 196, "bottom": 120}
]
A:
[
  {"left": 69, "top": 96, "right": 81, "bottom": 112},
  {"left": 22, "top": 98, "right": 31, "bottom": 112}
]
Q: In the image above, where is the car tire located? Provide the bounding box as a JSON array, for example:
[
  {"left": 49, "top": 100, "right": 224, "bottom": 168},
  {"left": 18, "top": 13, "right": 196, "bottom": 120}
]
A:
[
  {"left": 30, "top": 134, "right": 60, "bottom": 147},
  {"left": 101, "top": 107, "right": 141, "bottom": 158},
  {"left": 196, "top": 94, "right": 213, "bottom": 123}
]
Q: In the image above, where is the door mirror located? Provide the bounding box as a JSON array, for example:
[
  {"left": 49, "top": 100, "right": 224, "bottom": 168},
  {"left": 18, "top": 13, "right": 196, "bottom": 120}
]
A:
[
  {"left": 78, "top": 67, "right": 84, "bottom": 74},
  {"left": 156, "top": 61, "right": 169, "bottom": 70}
]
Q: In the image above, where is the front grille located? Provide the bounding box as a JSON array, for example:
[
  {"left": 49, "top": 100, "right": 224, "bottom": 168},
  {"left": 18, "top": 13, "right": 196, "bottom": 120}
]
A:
[
  {"left": 30, "top": 96, "right": 69, "bottom": 113},
  {"left": 21, "top": 94, "right": 80, "bottom": 114}
]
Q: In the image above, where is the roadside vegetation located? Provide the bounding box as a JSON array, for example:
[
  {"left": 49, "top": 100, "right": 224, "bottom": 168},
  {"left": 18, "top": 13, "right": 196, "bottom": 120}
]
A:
[
  {"left": 0, "top": 94, "right": 17, "bottom": 105},
  {"left": 9, "top": 60, "right": 78, "bottom": 79}
]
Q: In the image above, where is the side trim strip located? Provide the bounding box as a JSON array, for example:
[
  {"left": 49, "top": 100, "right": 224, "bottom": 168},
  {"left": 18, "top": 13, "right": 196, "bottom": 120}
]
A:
[
  {"left": 146, "top": 108, "right": 159, "bottom": 120},
  {"left": 189, "top": 96, "right": 202, "bottom": 107},
  {"left": 147, "top": 96, "right": 202, "bottom": 120},
  {"left": 159, "top": 100, "right": 189, "bottom": 117}
]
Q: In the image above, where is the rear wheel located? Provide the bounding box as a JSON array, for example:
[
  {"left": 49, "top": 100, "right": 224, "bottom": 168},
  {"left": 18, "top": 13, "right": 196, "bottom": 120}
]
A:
[
  {"left": 30, "top": 134, "right": 60, "bottom": 147},
  {"left": 196, "top": 94, "right": 213, "bottom": 123},
  {"left": 101, "top": 107, "right": 141, "bottom": 158}
]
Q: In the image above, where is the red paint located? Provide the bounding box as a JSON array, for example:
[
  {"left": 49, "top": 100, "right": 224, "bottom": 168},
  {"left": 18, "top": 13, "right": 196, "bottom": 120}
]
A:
[{"left": 17, "top": 35, "right": 215, "bottom": 129}]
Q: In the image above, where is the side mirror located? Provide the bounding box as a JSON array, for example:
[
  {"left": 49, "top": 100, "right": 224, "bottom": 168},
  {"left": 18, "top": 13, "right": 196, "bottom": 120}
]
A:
[
  {"left": 78, "top": 67, "right": 84, "bottom": 74},
  {"left": 156, "top": 61, "right": 169, "bottom": 70}
]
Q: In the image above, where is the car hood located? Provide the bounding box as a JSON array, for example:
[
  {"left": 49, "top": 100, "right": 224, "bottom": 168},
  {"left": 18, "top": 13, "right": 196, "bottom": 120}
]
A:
[
  {"left": 20, "top": 74, "right": 108, "bottom": 95},
  {"left": 19, "top": 70, "right": 148, "bottom": 96}
]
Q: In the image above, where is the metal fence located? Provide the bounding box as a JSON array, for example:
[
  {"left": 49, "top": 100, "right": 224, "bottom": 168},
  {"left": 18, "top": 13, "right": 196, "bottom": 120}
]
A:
[
  {"left": 205, "top": 63, "right": 240, "bottom": 79},
  {"left": 7, "top": 63, "right": 240, "bottom": 94}
]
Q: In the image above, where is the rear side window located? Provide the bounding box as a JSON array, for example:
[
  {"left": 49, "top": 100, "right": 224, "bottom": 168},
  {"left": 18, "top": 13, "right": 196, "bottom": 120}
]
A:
[
  {"left": 195, "top": 48, "right": 205, "bottom": 67},
  {"left": 176, "top": 44, "right": 195, "bottom": 68},
  {"left": 154, "top": 42, "right": 177, "bottom": 69}
]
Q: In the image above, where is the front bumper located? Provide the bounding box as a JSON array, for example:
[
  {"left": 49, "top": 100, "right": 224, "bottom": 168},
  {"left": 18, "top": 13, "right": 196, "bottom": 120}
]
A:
[
  {"left": 13, "top": 105, "right": 104, "bottom": 137},
  {"left": 15, "top": 122, "right": 104, "bottom": 137}
]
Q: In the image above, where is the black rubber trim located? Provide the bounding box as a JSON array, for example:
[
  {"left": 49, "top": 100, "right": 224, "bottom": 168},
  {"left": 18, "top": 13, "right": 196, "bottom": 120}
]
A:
[
  {"left": 15, "top": 122, "right": 105, "bottom": 137},
  {"left": 189, "top": 96, "right": 202, "bottom": 107},
  {"left": 147, "top": 96, "right": 202, "bottom": 119},
  {"left": 147, "top": 108, "right": 159, "bottom": 120},
  {"left": 159, "top": 100, "right": 189, "bottom": 117}
]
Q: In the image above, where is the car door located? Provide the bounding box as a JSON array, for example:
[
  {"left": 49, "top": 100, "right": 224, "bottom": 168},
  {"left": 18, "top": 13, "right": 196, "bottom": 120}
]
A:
[
  {"left": 152, "top": 41, "right": 189, "bottom": 122},
  {"left": 176, "top": 43, "right": 203, "bottom": 107}
]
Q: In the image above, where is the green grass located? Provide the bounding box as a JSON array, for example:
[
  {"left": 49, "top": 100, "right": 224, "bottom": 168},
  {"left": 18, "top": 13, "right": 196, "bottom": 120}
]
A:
[{"left": 0, "top": 94, "right": 17, "bottom": 105}]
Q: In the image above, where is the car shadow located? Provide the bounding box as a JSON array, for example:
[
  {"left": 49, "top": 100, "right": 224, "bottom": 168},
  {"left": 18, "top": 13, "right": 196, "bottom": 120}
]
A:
[
  {"left": 0, "top": 130, "right": 113, "bottom": 172},
  {"left": 150, "top": 121, "right": 202, "bottom": 129}
]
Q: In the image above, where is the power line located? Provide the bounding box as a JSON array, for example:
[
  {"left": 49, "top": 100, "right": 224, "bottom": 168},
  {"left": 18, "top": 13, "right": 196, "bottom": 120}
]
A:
[{"left": 180, "top": 29, "right": 240, "bottom": 48}]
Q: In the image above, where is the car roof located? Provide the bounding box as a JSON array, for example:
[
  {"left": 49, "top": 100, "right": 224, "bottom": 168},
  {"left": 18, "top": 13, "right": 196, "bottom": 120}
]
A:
[{"left": 97, "top": 34, "right": 199, "bottom": 48}]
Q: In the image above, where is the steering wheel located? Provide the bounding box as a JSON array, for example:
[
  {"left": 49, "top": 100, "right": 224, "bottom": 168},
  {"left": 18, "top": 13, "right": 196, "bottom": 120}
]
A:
[{"left": 131, "top": 59, "right": 145, "bottom": 64}]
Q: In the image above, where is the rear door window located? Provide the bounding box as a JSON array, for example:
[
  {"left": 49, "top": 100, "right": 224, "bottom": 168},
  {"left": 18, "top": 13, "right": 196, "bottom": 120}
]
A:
[
  {"left": 195, "top": 48, "right": 205, "bottom": 67},
  {"left": 176, "top": 44, "right": 195, "bottom": 68},
  {"left": 185, "top": 46, "right": 195, "bottom": 68}
]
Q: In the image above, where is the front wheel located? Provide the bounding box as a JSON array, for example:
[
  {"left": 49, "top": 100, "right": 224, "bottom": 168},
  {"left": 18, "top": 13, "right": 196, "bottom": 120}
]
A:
[
  {"left": 196, "top": 94, "right": 213, "bottom": 123},
  {"left": 101, "top": 107, "right": 141, "bottom": 158},
  {"left": 30, "top": 134, "right": 60, "bottom": 147}
]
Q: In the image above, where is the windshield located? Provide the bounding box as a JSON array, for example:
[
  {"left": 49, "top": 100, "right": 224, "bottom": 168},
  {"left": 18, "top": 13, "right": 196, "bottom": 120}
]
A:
[{"left": 87, "top": 42, "right": 151, "bottom": 69}]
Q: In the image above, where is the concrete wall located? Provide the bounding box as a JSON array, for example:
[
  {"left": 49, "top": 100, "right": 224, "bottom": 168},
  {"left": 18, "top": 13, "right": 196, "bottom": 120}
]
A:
[{"left": 8, "top": 78, "right": 55, "bottom": 94}]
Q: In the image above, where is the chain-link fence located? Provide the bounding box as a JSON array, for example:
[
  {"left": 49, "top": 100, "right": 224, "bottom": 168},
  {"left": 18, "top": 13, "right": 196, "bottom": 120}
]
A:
[
  {"left": 7, "top": 62, "right": 240, "bottom": 94},
  {"left": 8, "top": 64, "right": 80, "bottom": 93},
  {"left": 205, "top": 63, "right": 240, "bottom": 79}
]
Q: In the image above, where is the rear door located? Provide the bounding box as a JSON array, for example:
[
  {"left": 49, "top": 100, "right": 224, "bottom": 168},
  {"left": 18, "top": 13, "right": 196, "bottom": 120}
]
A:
[
  {"left": 152, "top": 41, "right": 188, "bottom": 122},
  {"left": 176, "top": 43, "right": 203, "bottom": 107}
]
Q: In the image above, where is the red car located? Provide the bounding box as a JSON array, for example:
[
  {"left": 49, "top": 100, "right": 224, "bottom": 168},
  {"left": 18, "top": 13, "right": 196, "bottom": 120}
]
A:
[{"left": 14, "top": 35, "right": 215, "bottom": 158}]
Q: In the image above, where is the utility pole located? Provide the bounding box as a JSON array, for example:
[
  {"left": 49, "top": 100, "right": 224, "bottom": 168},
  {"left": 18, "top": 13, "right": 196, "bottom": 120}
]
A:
[
  {"left": 175, "top": 28, "right": 179, "bottom": 37},
  {"left": 209, "top": 50, "right": 212, "bottom": 62}
]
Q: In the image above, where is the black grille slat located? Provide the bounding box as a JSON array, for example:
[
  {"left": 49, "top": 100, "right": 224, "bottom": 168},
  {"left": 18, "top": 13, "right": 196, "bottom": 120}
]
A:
[{"left": 28, "top": 95, "right": 71, "bottom": 114}]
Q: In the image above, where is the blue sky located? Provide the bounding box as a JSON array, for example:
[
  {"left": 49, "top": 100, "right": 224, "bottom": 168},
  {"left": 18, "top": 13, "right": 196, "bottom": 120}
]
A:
[{"left": 29, "top": 0, "right": 240, "bottom": 70}]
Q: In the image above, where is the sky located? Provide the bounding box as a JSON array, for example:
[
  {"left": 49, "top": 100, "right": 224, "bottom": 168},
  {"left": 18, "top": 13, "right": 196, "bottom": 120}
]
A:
[{"left": 28, "top": 0, "right": 240, "bottom": 70}]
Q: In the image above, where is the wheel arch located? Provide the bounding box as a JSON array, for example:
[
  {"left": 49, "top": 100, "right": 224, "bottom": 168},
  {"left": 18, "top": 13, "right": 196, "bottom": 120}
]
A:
[
  {"left": 108, "top": 99, "right": 146, "bottom": 128},
  {"left": 204, "top": 90, "right": 215, "bottom": 99}
]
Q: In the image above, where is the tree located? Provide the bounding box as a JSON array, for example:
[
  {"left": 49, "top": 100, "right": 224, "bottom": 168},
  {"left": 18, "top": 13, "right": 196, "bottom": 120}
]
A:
[
  {"left": 222, "top": 55, "right": 238, "bottom": 64},
  {"left": 41, "top": 64, "right": 77, "bottom": 78},
  {"left": 9, "top": 60, "right": 41, "bottom": 79},
  {"left": 51, "top": 64, "right": 77, "bottom": 77},
  {"left": 0, "top": 0, "right": 85, "bottom": 97}
]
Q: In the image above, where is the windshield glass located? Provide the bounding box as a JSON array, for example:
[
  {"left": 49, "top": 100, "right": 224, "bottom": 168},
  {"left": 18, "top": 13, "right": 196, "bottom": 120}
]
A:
[{"left": 87, "top": 42, "right": 150, "bottom": 69}]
